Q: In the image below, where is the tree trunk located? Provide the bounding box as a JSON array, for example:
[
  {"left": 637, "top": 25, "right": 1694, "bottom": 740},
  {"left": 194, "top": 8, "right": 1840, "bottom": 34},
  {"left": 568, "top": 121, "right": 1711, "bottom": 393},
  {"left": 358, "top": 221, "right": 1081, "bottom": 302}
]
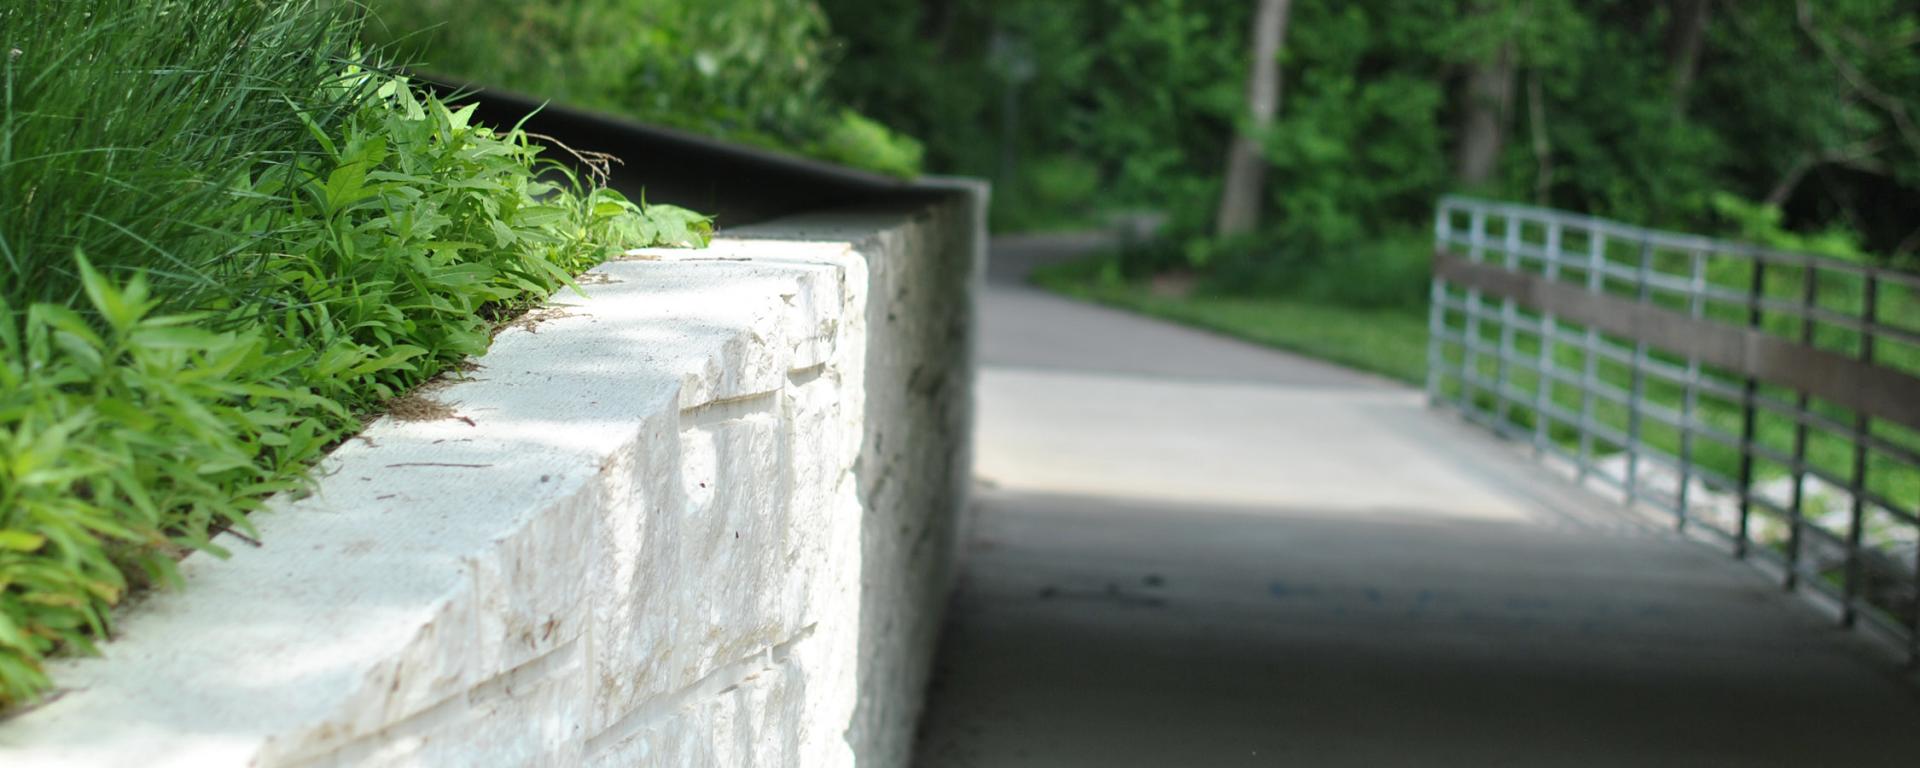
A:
[
  {"left": 1214, "top": 0, "right": 1292, "bottom": 238},
  {"left": 918, "top": 0, "right": 955, "bottom": 44},
  {"left": 1455, "top": 41, "right": 1515, "bottom": 187},
  {"left": 1527, "top": 72, "right": 1552, "bottom": 205},
  {"left": 1667, "top": 0, "right": 1711, "bottom": 113}
]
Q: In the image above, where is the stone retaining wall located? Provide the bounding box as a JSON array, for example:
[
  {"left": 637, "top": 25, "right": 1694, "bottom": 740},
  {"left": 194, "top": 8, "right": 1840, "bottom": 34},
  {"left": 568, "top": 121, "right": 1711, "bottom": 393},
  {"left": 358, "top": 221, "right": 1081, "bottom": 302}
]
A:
[{"left": 0, "top": 188, "right": 982, "bottom": 767}]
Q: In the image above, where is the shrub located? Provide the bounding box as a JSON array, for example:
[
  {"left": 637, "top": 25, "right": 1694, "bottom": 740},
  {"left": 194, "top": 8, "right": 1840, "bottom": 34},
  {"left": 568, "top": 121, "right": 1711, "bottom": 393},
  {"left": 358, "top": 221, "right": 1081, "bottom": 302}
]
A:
[
  {"left": 816, "top": 110, "right": 925, "bottom": 179},
  {"left": 1175, "top": 216, "right": 1428, "bottom": 308},
  {"left": 363, "top": 0, "right": 925, "bottom": 177}
]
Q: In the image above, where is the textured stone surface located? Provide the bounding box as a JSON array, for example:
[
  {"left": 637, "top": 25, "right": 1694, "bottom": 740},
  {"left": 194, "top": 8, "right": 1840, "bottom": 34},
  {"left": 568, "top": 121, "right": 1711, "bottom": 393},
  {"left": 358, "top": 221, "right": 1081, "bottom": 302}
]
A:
[{"left": 0, "top": 190, "right": 982, "bottom": 767}]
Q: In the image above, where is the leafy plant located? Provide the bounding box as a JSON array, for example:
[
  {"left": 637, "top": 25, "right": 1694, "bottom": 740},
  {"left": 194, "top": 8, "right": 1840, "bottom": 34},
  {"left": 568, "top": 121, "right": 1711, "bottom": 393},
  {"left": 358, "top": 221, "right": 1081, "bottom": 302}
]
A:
[{"left": 0, "top": 1, "right": 708, "bottom": 707}]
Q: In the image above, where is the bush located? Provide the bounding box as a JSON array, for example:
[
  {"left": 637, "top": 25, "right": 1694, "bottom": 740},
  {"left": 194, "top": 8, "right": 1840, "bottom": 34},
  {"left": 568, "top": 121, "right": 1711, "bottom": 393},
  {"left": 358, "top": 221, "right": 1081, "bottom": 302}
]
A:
[
  {"left": 1190, "top": 229, "right": 1430, "bottom": 309},
  {"left": 0, "top": 0, "right": 707, "bottom": 706},
  {"left": 363, "top": 0, "right": 925, "bottom": 177},
  {"left": 990, "top": 155, "right": 1107, "bottom": 232},
  {"left": 817, "top": 110, "right": 925, "bottom": 178}
]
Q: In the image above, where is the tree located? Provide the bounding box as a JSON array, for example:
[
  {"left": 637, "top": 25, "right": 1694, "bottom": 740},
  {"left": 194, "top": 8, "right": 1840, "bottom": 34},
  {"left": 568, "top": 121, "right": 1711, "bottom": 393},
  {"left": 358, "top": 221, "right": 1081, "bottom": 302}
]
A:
[
  {"left": 821, "top": 0, "right": 1920, "bottom": 256},
  {"left": 1667, "top": 0, "right": 1711, "bottom": 112},
  {"left": 1214, "top": 0, "right": 1292, "bottom": 237},
  {"left": 1454, "top": 2, "right": 1515, "bottom": 187}
]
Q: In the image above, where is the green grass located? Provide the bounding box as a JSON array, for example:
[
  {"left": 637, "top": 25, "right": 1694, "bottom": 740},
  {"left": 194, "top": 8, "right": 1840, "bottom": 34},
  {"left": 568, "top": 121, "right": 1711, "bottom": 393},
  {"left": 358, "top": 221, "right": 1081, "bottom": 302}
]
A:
[
  {"left": 1, "top": 0, "right": 362, "bottom": 309},
  {"left": 0, "top": 0, "right": 708, "bottom": 707},
  {"left": 1029, "top": 254, "right": 1431, "bottom": 384}
]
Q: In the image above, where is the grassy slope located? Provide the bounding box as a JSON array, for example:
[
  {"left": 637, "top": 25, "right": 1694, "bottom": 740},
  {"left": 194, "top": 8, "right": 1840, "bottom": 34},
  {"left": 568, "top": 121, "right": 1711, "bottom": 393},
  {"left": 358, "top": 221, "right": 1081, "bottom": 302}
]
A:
[{"left": 1029, "top": 257, "right": 1431, "bottom": 385}]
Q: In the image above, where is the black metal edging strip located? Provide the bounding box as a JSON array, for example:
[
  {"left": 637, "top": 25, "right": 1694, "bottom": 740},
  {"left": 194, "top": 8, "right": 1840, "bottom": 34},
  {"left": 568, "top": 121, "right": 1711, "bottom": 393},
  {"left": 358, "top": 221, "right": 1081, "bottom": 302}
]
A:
[{"left": 1432, "top": 251, "right": 1920, "bottom": 433}]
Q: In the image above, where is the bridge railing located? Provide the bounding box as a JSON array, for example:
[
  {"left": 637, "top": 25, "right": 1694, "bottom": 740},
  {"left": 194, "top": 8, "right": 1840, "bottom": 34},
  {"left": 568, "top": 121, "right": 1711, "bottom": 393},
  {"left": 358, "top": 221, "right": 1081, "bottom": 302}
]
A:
[{"left": 1428, "top": 196, "right": 1920, "bottom": 664}]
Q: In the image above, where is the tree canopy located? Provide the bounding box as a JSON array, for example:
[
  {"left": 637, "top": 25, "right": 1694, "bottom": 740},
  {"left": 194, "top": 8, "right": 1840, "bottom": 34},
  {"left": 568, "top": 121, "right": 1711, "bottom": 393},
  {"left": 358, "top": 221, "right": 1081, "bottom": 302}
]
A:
[{"left": 822, "top": 0, "right": 1920, "bottom": 275}]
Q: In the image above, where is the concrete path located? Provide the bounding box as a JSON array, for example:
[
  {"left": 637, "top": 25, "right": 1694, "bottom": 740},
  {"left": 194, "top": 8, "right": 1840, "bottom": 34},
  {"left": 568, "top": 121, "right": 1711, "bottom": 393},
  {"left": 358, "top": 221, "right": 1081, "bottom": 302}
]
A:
[{"left": 912, "top": 235, "right": 1920, "bottom": 767}]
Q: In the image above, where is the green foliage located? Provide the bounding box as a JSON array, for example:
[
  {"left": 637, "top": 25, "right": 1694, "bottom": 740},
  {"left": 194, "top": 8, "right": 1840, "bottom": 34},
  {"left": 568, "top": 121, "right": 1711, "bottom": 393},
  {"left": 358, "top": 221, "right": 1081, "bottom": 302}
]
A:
[
  {"left": 1014, "top": 155, "right": 1106, "bottom": 231},
  {"left": 0, "top": 0, "right": 364, "bottom": 309},
  {"left": 824, "top": 0, "right": 1920, "bottom": 275},
  {"left": 1707, "top": 193, "right": 1871, "bottom": 264},
  {"left": 1031, "top": 253, "right": 1432, "bottom": 383},
  {"left": 817, "top": 110, "right": 925, "bottom": 178},
  {"left": 0, "top": 0, "right": 707, "bottom": 706},
  {"left": 363, "top": 0, "right": 924, "bottom": 176},
  {"left": 822, "top": 0, "right": 1248, "bottom": 230},
  {"left": 1696, "top": 1, "right": 1920, "bottom": 252}
]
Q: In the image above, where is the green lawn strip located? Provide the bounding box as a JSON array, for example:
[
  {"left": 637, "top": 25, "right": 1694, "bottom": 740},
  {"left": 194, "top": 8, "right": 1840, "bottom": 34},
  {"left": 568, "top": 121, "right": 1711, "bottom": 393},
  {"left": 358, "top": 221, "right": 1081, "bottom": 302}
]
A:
[
  {"left": 0, "top": 1, "right": 710, "bottom": 708},
  {"left": 1029, "top": 258, "right": 1430, "bottom": 385}
]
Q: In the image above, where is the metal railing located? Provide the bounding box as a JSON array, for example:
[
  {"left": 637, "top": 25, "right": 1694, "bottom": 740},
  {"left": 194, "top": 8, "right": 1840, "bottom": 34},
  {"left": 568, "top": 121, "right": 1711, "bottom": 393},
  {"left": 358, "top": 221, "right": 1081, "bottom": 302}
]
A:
[{"left": 1428, "top": 196, "right": 1920, "bottom": 664}]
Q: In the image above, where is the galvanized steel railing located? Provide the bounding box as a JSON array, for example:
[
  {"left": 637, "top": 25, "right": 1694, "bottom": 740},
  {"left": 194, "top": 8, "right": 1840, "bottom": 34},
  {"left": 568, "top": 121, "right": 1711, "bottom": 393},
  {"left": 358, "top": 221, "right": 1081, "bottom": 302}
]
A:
[{"left": 1428, "top": 196, "right": 1920, "bottom": 664}]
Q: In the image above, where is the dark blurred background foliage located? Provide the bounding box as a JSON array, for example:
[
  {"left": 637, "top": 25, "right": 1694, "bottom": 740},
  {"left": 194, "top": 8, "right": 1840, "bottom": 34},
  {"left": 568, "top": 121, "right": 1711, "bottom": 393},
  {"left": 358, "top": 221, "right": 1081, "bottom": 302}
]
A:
[{"left": 820, "top": 0, "right": 1920, "bottom": 299}]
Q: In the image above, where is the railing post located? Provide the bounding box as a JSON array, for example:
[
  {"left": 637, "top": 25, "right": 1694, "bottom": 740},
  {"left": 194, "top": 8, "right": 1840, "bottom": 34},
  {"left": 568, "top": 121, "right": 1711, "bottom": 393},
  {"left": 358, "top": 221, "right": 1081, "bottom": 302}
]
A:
[
  {"left": 1534, "top": 222, "right": 1563, "bottom": 457},
  {"left": 1841, "top": 275, "right": 1878, "bottom": 628},
  {"left": 1428, "top": 207, "right": 1449, "bottom": 407},
  {"left": 1736, "top": 260, "right": 1765, "bottom": 560},
  {"left": 1787, "top": 268, "right": 1818, "bottom": 589},
  {"left": 1912, "top": 521, "right": 1920, "bottom": 668},
  {"left": 1460, "top": 208, "right": 1488, "bottom": 420},
  {"left": 1625, "top": 238, "right": 1653, "bottom": 509},
  {"left": 1495, "top": 216, "right": 1522, "bottom": 432},
  {"left": 1577, "top": 230, "right": 1606, "bottom": 485},
  {"left": 1676, "top": 249, "right": 1705, "bottom": 532}
]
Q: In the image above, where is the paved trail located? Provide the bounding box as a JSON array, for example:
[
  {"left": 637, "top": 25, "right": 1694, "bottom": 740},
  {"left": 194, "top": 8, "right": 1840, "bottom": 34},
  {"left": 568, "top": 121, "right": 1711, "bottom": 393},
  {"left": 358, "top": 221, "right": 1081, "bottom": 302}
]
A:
[{"left": 912, "top": 235, "right": 1920, "bottom": 767}]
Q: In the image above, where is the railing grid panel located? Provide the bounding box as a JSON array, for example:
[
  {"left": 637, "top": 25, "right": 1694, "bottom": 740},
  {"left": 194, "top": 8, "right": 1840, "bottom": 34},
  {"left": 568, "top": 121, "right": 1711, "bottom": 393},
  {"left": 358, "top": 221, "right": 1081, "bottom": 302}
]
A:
[{"left": 1429, "top": 197, "right": 1920, "bottom": 666}]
